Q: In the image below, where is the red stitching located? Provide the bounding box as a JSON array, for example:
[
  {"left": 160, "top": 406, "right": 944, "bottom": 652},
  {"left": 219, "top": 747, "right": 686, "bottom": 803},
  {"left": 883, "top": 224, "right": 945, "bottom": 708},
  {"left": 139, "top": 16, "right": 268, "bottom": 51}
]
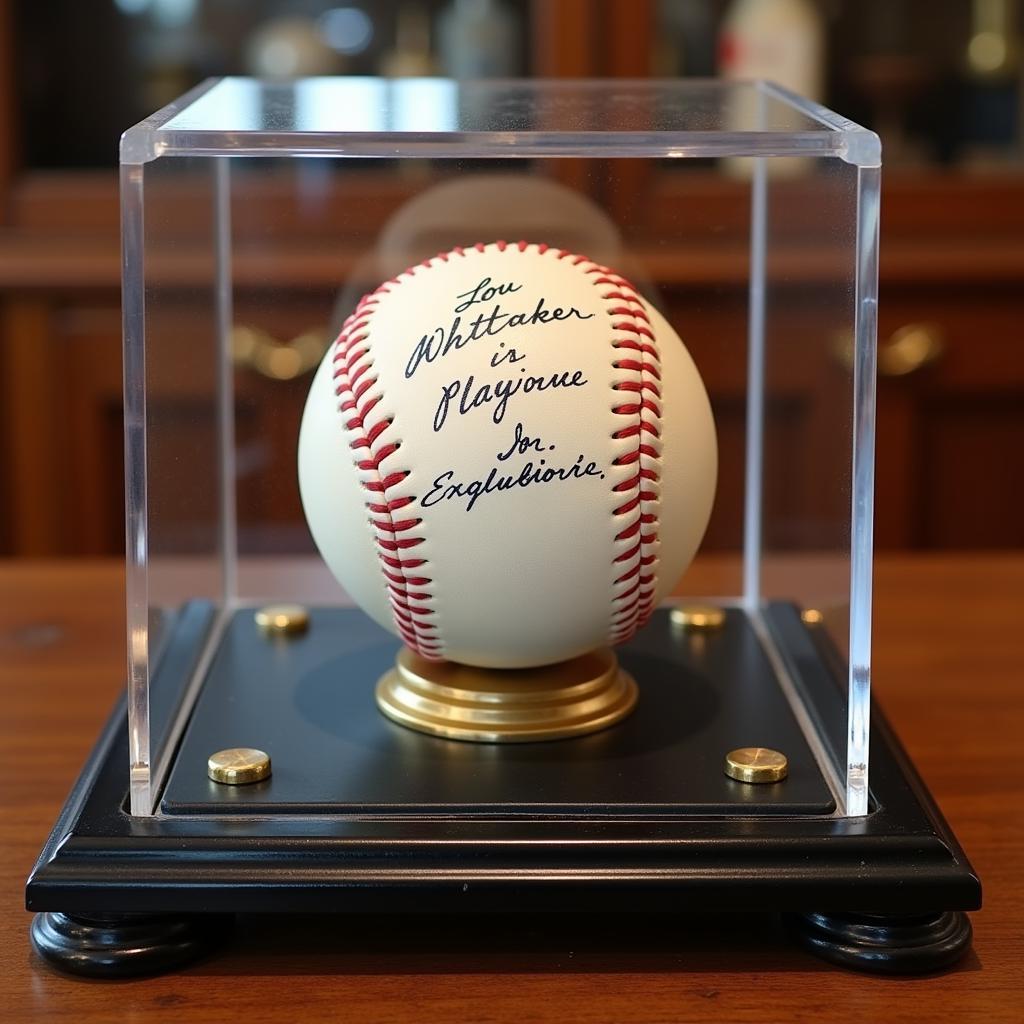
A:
[
  {"left": 331, "top": 296, "right": 440, "bottom": 658},
  {"left": 612, "top": 357, "right": 661, "bottom": 380},
  {"left": 613, "top": 341, "right": 658, "bottom": 360},
  {"left": 612, "top": 322, "right": 656, "bottom": 341},
  {"left": 598, "top": 261, "right": 663, "bottom": 644},
  {"left": 331, "top": 241, "right": 663, "bottom": 659},
  {"left": 608, "top": 306, "right": 651, "bottom": 323}
]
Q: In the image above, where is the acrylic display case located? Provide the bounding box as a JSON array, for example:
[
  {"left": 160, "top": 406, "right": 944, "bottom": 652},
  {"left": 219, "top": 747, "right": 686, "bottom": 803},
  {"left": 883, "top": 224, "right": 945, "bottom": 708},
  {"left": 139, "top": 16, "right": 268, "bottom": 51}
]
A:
[{"left": 28, "top": 78, "right": 979, "bottom": 977}]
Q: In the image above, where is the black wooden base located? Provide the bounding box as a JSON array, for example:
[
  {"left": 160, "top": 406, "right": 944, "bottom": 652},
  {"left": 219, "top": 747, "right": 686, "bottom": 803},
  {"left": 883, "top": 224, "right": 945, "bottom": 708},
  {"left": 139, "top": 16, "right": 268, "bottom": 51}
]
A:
[
  {"left": 30, "top": 912, "right": 232, "bottom": 978},
  {"left": 789, "top": 911, "right": 974, "bottom": 974},
  {"left": 29, "top": 909, "right": 973, "bottom": 978},
  {"left": 26, "top": 604, "right": 981, "bottom": 979}
]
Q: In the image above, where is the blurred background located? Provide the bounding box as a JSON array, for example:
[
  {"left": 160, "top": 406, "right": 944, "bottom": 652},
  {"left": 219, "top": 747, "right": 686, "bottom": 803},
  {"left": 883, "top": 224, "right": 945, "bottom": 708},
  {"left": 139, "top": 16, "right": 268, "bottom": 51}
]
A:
[{"left": 0, "top": 0, "right": 1022, "bottom": 558}]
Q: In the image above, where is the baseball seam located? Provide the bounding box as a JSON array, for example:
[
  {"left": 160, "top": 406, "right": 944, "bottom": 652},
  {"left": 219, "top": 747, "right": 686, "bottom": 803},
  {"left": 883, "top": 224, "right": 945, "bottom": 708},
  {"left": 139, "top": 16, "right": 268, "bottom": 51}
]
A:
[
  {"left": 589, "top": 264, "right": 663, "bottom": 642},
  {"left": 330, "top": 240, "right": 663, "bottom": 661},
  {"left": 332, "top": 289, "right": 442, "bottom": 658}
]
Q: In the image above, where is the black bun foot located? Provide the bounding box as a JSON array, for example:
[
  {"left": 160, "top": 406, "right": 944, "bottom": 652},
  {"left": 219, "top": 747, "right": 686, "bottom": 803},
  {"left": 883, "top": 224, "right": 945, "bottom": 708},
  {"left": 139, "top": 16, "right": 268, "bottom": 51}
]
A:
[
  {"left": 30, "top": 912, "right": 232, "bottom": 978},
  {"left": 789, "top": 910, "right": 973, "bottom": 974}
]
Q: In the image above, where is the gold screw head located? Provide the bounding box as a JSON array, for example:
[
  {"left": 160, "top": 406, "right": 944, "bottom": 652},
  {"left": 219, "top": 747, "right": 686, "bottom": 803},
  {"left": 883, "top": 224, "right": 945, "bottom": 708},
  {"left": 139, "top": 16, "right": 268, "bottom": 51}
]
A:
[
  {"left": 208, "top": 748, "right": 272, "bottom": 785},
  {"left": 670, "top": 604, "right": 726, "bottom": 631},
  {"left": 255, "top": 603, "right": 310, "bottom": 637},
  {"left": 801, "top": 608, "right": 824, "bottom": 626},
  {"left": 724, "top": 747, "right": 788, "bottom": 784}
]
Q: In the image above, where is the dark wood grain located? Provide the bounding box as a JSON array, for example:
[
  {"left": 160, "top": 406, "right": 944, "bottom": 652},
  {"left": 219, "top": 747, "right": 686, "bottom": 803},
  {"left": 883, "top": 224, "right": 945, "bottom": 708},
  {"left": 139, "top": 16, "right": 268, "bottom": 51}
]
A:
[{"left": 2, "top": 557, "right": 1022, "bottom": 1023}]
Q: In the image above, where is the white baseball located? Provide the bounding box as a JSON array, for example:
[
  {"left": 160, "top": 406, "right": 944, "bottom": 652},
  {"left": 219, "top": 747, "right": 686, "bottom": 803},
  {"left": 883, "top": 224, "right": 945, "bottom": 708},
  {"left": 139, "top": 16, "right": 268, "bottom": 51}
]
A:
[{"left": 299, "top": 241, "right": 716, "bottom": 669}]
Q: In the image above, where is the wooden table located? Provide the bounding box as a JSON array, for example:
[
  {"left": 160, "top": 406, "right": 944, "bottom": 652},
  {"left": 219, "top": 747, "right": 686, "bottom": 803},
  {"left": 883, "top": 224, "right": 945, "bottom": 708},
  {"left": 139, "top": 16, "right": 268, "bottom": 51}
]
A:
[{"left": 2, "top": 557, "right": 1021, "bottom": 1023}]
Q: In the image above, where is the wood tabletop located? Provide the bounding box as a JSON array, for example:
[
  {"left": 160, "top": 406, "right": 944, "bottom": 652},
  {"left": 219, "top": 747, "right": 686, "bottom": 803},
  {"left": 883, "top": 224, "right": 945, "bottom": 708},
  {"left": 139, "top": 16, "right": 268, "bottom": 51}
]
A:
[{"left": 2, "top": 556, "right": 1022, "bottom": 1023}]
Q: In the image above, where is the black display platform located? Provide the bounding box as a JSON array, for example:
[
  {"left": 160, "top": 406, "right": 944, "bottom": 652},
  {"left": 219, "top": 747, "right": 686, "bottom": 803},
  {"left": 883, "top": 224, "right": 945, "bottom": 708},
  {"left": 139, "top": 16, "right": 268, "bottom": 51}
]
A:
[
  {"left": 26, "top": 604, "right": 981, "bottom": 977},
  {"left": 162, "top": 607, "right": 834, "bottom": 816}
]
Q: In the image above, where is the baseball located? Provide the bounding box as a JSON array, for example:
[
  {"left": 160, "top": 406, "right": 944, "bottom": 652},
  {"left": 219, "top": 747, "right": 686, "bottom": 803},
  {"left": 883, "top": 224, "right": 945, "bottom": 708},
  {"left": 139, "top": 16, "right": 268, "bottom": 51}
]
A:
[{"left": 299, "top": 241, "right": 716, "bottom": 669}]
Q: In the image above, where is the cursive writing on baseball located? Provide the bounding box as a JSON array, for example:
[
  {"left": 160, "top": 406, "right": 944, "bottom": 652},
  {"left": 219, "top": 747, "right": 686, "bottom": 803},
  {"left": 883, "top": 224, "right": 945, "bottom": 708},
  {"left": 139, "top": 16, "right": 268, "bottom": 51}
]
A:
[
  {"left": 405, "top": 276, "right": 594, "bottom": 380},
  {"left": 421, "top": 423, "right": 604, "bottom": 514},
  {"left": 433, "top": 367, "right": 587, "bottom": 433}
]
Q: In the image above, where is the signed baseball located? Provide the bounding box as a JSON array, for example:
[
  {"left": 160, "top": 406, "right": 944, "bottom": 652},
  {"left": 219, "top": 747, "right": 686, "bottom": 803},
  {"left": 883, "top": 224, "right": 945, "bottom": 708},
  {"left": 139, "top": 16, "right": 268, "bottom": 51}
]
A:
[{"left": 299, "top": 241, "right": 716, "bottom": 669}]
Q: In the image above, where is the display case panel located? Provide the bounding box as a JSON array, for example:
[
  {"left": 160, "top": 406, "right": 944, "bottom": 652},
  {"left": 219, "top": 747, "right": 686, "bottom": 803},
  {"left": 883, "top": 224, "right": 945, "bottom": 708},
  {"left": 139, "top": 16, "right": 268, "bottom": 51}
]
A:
[{"left": 121, "top": 78, "right": 879, "bottom": 817}]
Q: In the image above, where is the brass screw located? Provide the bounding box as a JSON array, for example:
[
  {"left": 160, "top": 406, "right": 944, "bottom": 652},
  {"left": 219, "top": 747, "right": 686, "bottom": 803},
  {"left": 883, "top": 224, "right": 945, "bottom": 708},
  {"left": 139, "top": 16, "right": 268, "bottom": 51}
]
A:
[
  {"left": 208, "top": 748, "right": 272, "bottom": 785},
  {"left": 670, "top": 604, "right": 726, "bottom": 631},
  {"left": 724, "top": 747, "right": 788, "bottom": 784},
  {"left": 255, "top": 603, "right": 310, "bottom": 637},
  {"left": 801, "top": 608, "right": 824, "bottom": 626}
]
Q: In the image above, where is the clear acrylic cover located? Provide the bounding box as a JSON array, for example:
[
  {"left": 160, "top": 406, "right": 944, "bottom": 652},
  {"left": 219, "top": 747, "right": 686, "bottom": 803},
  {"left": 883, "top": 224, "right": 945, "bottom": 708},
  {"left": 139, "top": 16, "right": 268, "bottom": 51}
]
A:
[{"left": 122, "top": 78, "right": 879, "bottom": 816}]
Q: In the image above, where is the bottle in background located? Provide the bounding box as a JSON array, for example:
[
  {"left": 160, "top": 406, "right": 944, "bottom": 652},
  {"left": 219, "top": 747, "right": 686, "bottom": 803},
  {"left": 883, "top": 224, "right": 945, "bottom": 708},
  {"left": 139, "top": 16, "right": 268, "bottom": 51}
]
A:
[
  {"left": 437, "top": 0, "right": 521, "bottom": 79},
  {"left": 380, "top": 3, "right": 438, "bottom": 78},
  {"left": 962, "top": 0, "right": 1021, "bottom": 166},
  {"left": 718, "top": 0, "right": 826, "bottom": 177}
]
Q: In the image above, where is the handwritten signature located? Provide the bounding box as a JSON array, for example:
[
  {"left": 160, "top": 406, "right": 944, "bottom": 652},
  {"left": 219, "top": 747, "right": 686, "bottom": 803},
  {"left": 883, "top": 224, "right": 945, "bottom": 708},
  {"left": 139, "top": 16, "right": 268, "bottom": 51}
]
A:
[
  {"left": 405, "top": 277, "right": 595, "bottom": 380},
  {"left": 454, "top": 275, "right": 522, "bottom": 313},
  {"left": 421, "top": 452, "right": 604, "bottom": 513},
  {"left": 496, "top": 421, "right": 555, "bottom": 462},
  {"left": 433, "top": 368, "right": 587, "bottom": 433}
]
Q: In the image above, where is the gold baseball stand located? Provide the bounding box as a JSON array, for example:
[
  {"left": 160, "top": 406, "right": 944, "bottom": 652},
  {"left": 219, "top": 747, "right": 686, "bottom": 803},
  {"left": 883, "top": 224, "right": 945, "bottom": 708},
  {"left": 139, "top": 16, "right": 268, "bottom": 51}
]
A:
[{"left": 376, "top": 646, "right": 638, "bottom": 742}]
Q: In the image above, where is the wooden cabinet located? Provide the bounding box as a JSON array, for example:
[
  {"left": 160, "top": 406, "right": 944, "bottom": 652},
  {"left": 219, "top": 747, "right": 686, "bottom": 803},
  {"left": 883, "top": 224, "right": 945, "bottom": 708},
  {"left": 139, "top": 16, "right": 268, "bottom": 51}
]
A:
[
  {"left": 874, "top": 285, "right": 1024, "bottom": 549},
  {"left": 0, "top": 296, "right": 123, "bottom": 556},
  {"left": 3, "top": 172, "right": 1021, "bottom": 558},
  {"left": 1, "top": 3, "right": 1022, "bottom": 556}
]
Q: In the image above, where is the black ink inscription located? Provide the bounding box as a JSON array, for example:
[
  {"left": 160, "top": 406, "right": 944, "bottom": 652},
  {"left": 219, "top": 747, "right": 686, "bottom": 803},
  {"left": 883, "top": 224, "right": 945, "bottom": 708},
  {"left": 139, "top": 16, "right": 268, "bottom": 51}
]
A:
[
  {"left": 405, "top": 293, "right": 595, "bottom": 380},
  {"left": 490, "top": 343, "right": 526, "bottom": 369},
  {"left": 433, "top": 369, "right": 588, "bottom": 433},
  {"left": 454, "top": 276, "right": 522, "bottom": 313},
  {"left": 422, "top": 454, "right": 605, "bottom": 514},
  {"left": 496, "top": 421, "right": 554, "bottom": 462}
]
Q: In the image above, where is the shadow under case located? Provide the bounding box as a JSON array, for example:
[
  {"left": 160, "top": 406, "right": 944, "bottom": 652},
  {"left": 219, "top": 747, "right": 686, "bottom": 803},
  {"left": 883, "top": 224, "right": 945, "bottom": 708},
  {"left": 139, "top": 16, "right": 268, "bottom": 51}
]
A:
[{"left": 27, "top": 77, "right": 979, "bottom": 977}]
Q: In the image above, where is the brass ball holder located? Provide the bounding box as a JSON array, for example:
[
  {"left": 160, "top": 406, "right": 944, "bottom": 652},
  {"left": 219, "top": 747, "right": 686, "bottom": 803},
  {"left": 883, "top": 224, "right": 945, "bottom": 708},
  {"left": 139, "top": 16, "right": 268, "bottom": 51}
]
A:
[
  {"left": 373, "top": 602, "right": 732, "bottom": 744},
  {"left": 376, "top": 646, "right": 637, "bottom": 742}
]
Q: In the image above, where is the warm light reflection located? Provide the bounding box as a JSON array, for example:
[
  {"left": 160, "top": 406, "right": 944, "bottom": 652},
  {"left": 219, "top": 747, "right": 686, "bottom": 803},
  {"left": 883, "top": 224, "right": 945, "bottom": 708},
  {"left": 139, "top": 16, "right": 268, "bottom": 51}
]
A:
[{"left": 130, "top": 624, "right": 148, "bottom": 665}]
